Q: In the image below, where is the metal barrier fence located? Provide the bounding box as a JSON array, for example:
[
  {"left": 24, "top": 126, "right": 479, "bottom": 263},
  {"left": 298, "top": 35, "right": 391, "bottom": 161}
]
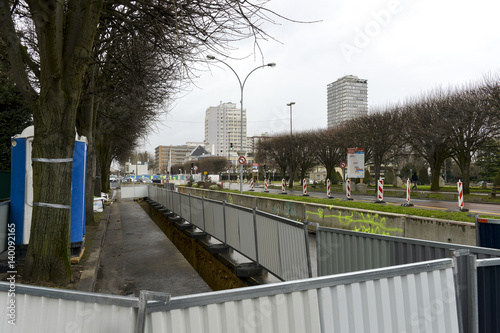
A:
[
  {"left": 121, "top": 185, "right": 149, "bottom": 199},
  {"left": 148, "top": 186, "right": 311, "bottom": 281},
  {"left": 473, "top": 257, "right": 500, "bottom": 332},
  {"left": 316, "top": 226, "right": 500, "bottom": 277},
  {"left": 475, "top": 217, "right": 500, "bottom": 249},
  {"left": 0, "top": 258, "right": 460, "bottom": 333},
  {"left": 316, "top": 226, "right": 500, "bottom": 333}
]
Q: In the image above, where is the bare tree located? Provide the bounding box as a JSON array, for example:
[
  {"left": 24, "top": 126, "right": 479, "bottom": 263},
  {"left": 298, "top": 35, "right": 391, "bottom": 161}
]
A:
[
  {"left": 256, "top": 135, "right": 289, "bottom": 182},
  {"left": 0, "top": 0, "right": 288, "bottom": 283},
  {"left": 446, "top": 85, "right": 500, "bottom": 193},
  {"left": 311, "top": 128, "right": 345, "bottom": 183},
  {"left": 344, "top": 107, "right": 403, "bottom": 181},
  {"left": 198, "top": 157, "right": 228, "bottom": 175},
  {"left": 294, "top": 131, "right": 318, "bottom": 183},
  {"left": 402, "top": 90, "right": 454, "bottom": 191}
]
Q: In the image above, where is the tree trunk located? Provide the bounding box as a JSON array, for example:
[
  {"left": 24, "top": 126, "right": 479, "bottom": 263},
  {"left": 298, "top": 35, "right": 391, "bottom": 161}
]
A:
[
  {"left": 77, "top": 62, "right": 99, "bottom": 225},
  {"left": 288, "top": 164, "right": 296, "bottom": 189},
  {"left": 429, "top": 161, "right": 442, "bottom": 191},
  {"left": 373, "top": 154, "right": 382, "bottom": 181},
  {"left": 21, "top": 0, "right": 104, "bottom": 283},
  {"left": 457, "top": 157, "right": 471, "bottom": 195},
  {"left": 24, "top": 95, "right": 76, "bottom": 283}
]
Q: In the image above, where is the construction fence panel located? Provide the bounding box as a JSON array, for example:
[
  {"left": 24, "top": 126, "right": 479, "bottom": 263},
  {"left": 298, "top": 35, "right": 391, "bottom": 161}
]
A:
[
  {"left": 224, "top": 204, "right": 256, "bottom": 261},
  {"left": 146, "top": 259, "right": 459, "bottom": 333},
  {"left": 189, "top": 196, "right": 204, "bottom": 229},
  {"left": 0, "top": 283, "right": 137, "bottom": 333},
  {"left": 476, "top": 258, "right": 500, "bottom": 333},
  {"left": 172, "top": 192, "right": 181, "bottom": 217},
  {"left": 316, "top": 226, "right": 500, "bottom": 277},
  {"left": 180, "top": 193, "right": 191, "bottom": 222},
  {"left": 121, "top": 185, "right": 149, "bottom": 199}
]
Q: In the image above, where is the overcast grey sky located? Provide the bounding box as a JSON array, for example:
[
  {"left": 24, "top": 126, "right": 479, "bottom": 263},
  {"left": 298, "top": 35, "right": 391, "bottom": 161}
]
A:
[{"left": 140, "top": 0, "right": 500, "bottom": 152}]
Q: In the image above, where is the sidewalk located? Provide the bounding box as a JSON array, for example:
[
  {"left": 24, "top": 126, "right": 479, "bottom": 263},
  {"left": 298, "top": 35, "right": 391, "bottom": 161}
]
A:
[{"left": 80, "top": 196, "right": 211, "bottom": 297}]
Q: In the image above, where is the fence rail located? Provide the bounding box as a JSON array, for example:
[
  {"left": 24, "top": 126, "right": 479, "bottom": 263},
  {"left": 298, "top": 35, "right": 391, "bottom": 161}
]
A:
[
  {"left": 148, "top": 186, "right": 311, "bottom": 281},
  {"left": 0, "top": 258, "right": 461, "bottom": 333},
  {"left": 316, "top": 226, "right": 500, "bottom": 277},
  {"left": 316, "top": 226, "right": 500, "bottom": 333}
]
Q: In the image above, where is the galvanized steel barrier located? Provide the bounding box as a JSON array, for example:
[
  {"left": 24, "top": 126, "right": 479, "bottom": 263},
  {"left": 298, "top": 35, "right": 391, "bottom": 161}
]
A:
[
  {"left": 0, "top": 258, "right": 461, "bottom": 333},
  {"left": 148, "top": 186, "right": 311, "bottom": 281},
  {"left": 316, "top": 226, "right": 500, "bottom": 333},
  {"left": 472, "top": 257, "right": 500, "bottom": 332},
  {"left": 316, "top": 226, "right": 500, "bottom": 277}
]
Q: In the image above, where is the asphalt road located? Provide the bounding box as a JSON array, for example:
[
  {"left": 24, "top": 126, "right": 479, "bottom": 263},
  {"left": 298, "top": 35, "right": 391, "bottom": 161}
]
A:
[{"left": 225, "top": 182, "right": 500, "bottom": 217}]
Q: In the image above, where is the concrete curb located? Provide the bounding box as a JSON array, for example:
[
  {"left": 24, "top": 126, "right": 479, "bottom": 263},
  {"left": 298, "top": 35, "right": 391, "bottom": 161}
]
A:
[{"left": 77, "top": 206, "right": 111, "bottom": 292}]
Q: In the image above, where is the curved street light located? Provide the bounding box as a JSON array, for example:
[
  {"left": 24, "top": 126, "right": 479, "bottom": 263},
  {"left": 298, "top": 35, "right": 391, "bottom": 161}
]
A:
[{"left": 207, "top": 55, "right": 276, "bottom": 193}]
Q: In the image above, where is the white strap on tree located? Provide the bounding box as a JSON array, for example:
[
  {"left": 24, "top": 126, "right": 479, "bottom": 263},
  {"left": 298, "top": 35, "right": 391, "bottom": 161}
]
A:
[
  {"left": 32, "top": 158, "right": 73, "bottom": 163},
  {"left": 33, "top": 202, "right": 71, "bottom": 210}
]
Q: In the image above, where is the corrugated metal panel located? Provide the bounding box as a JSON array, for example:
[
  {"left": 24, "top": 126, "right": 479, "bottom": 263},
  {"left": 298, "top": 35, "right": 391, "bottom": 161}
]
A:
[
  {"left": 0, "top": 260, "right": 459, "bottom": 333},
  {"left": 225, "top": 205, "right": 241, "bottom": 250},
  {"left": 0, "top": 283, "right": 137, "bottom": 333},
  {"left": 121, "top": 185, "right": 148, "bottom": 198},
  {"left": 172, "top": 192, "right": 181, "bottom": 216},
  {"left": 255, "top": 214, "right": 282, "bottom": 278},
  {"left": 477, "top": 258, "right": 500, "bottom": 333},
  {"left": 277, "top": 221, "right": 309, "bottom": 281},
  {"left": 180, "top": 194, "right": 191, "bottom": 222},
  {"left": 238, "top": 209, "right": 257, "bottom": 261},
  {"left": 190, "top": 196, "right": 204, "bottom": 229},
  {"left": 225, "top": 205, "right": 256, "bottom": 261},
  {"left": 203, "top": 200, "right": 215, "bottom": 236},
  {"left": 316, "top": 229, "right": 391, "bottom": 276},
  {"left": 318, "top": 263, "right": 459, "bottom": 332},
  {"left": 148, "top": 289, "right": 321, "bottom": 333},
  {"left": 145, "top": 259, "right": 458, "bottom": 333},
  {"left": 212, "top": 202, "right": 225, "bottom": 242},
  {"left": 166, "top": 189, "right": 174, "bottom": 211},
  {"left": 317, "top": 227, "right": 500, "bottom": 276},
  {"left": 202, "top": 199, "right": 225, "bottom": 242}
]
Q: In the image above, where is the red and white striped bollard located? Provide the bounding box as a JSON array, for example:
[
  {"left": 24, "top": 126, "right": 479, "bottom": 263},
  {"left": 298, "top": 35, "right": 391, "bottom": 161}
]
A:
[
  {"left": 302, "top": 179, "right": 309, "bottom": 196},
  {"left": 264, "top": 178, "right": 269, "bottom": 193},
  {"left": 375, "top": 178, "right": 385, "bottom": 203},
  {"left": 345, "top": 179, "right": 352, "bottom": 200},
  {"left": 249, "top": 178, "right": 255, "bottom": 191},
  {"left": 457, "top": 179, "right": 468, "bottom": 211},
  {"left": 327, "top": 179, "right": 333, "bottom": 198},
  {"left": 280, "top": 178, "right": 287, "bottom": 194},
  {"left": 401, "top": 178, "right": 413, "bottom": 207}
]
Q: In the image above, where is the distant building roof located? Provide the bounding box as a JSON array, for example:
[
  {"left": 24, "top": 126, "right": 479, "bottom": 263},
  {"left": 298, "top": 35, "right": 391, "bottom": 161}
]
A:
[{"left": 189, "top": 145, "right": 209, "bottom": 157}]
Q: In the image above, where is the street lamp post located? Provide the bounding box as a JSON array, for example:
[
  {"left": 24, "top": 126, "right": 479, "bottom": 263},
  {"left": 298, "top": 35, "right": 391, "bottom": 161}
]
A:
[
  {"left": 207, "top": 55, "right": 276, "bottom": 193},
  {"left": 287, "top": 102, "right": 295, "bottom": 136}
]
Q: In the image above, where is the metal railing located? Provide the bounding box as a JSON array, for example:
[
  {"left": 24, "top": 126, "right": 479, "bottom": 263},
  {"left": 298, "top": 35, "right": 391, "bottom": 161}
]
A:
[
  {"left": 316, "top": 226, "right": 500, "bottom": 333},
  {"left": 148, "top": 186, "right": 312, "bottom": 281},
  {"left": 0, "top": 258, "right": 461, "bottom": 333}
]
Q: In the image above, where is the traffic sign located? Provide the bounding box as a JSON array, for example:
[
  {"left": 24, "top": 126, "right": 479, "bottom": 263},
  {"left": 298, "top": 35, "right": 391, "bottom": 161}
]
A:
[
  {"left": 238, "top": 156, "right": 246, "bottom": 164},
  {"left": 193, "top": 165, "right": 198, "bottom": 171},
  {"left": 340, "top": 161, "right": 347, "bottom": 168}
]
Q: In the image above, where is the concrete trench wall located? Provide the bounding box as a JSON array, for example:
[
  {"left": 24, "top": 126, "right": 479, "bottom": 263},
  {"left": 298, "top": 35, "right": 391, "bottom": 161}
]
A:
[{"left": 180, "top": 187, "right": 476, "bottom": 246}]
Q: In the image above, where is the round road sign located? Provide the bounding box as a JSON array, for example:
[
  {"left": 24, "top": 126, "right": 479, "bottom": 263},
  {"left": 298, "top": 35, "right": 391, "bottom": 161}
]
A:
[
  {"left": 238, "top": 156, "right": 246, "bottom": 164},
  {"left": 193, "top": 165, "right": 198, "bottom": 171},
  {"left": 340, "top": 161, "right": 347, "bottom": 168}
]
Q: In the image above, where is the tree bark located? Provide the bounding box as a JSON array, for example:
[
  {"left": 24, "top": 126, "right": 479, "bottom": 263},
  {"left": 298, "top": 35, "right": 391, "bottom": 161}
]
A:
[{"left": 22, "top": 0, "right": 103, "bottom": 283}]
